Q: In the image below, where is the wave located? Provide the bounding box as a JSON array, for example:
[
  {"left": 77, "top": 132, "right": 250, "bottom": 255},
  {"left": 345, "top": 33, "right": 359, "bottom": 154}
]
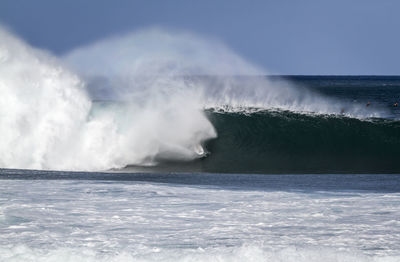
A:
[
  {"left": 206, "top": 110, "right": 400, "bottom": 173},
  {"left": 126, "top": 110, "right": 400, "bottom": 174},
  {"left": 0, "top": 27, "right": 396, "bottom": 172},
  {"left": 0, "top": 28, "right": 215, "bottom": 171}
]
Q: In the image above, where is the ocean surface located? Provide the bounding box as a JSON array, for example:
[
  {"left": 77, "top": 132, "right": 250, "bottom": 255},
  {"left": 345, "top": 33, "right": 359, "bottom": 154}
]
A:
[
  {"left": 1, "top": 75, "right": 400, "bottom": 261},
  {"left": 1, "top": 171, "right": 400, "bottom": 261}
]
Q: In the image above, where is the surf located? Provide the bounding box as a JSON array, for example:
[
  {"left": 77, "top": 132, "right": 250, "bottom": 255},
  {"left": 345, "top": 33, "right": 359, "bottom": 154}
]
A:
[{"left": 0, "top": 26, "right": 397, "bottom": 172}]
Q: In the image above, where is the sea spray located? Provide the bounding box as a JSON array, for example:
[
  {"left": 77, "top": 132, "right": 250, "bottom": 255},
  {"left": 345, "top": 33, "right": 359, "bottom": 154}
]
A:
[
  {"left": 64, "top": 28, "right": 387, "bottom": 118},
  {"left": 0, "top": 27, "right": 215, "bottom": 171},
  {"left": 0, "top": 27, "right": 91, "bottom": 170}
]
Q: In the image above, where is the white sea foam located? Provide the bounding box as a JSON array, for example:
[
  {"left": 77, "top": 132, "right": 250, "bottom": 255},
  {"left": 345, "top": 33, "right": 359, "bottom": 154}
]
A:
[
  {"left": 0, "top": 27, "right": 215, "bottom": 171},
  {"left": 1, "top": 245, "right": 399, "bottom": 262},
  {"left": 1, "top": 180, "right": 400, "bottom": 261}
]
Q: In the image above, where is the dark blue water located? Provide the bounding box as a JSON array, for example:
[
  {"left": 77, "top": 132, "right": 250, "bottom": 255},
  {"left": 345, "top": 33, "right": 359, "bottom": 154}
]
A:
[
  {"left": 283, "top": 75, "right": 400, "bottom": 118},
  {"left": 1, "top": 168, "right": 400, "bottom": 193}
]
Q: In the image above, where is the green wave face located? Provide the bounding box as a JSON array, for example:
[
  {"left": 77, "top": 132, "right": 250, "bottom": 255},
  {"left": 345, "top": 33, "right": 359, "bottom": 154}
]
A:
[
  {"left": 133, "top": 110, "right": 400, "bottom": 174},
  {"left": 202, "top": 110, "right": 400, "bottom": 174}
]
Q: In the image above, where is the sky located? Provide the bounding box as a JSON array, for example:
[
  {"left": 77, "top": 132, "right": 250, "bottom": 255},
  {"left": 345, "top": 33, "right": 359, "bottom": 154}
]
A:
[{"left": 0, "top": 0, "right": 399, "bottom": 75}]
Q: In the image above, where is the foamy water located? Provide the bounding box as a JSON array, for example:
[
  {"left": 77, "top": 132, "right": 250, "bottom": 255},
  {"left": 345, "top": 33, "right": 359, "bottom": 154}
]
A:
[
  {"left": 0, "top": 27, "right": 216, "bottom": 171},
  {"left": 1, "top": 180, "right": 399, "bottom": 261}
]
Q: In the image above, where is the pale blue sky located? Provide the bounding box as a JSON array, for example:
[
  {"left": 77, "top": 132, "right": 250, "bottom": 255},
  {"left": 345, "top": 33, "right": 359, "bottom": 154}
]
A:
[{"left": 1, "top": 0, "right": 399, "bottom": 75}]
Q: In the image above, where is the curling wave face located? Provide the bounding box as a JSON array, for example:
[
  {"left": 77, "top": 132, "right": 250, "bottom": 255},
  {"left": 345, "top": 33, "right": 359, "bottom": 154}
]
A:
[
  {"left": 0, "top": 27, "right": 397, "bottom": 171},
  {"left": 123, "top": 110, "right": 400, "bottom": 174},
  {"left": 204, "top": 110, "right": 400, "bottom": 173}
]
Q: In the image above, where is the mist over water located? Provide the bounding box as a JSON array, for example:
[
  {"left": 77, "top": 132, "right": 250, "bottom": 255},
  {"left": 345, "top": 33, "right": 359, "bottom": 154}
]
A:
[
  {"left": 64, "top": 28, "right": 386, "bottom": 117},
  {"left": 0, "top": 27, "right": 390, "bottom": 171}
]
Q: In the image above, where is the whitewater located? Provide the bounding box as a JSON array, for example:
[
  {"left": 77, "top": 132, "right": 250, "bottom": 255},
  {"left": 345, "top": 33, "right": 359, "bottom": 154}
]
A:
[{"left": 1, "top": 176, "right": 400, "bottom": 262}]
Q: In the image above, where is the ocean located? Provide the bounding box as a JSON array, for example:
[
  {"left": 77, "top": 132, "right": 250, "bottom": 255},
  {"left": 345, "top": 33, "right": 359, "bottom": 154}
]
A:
[{"left": 1, "top": 75, "right": 400, "bottom": 261}]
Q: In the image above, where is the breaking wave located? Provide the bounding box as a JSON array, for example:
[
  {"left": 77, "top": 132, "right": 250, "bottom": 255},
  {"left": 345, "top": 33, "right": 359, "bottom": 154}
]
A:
[
  {"left": 0, "top": 27, "right": 393, "bottom": 171},
  {"left": 0, "top": 27, "right": 214, "bottom": 171}
]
